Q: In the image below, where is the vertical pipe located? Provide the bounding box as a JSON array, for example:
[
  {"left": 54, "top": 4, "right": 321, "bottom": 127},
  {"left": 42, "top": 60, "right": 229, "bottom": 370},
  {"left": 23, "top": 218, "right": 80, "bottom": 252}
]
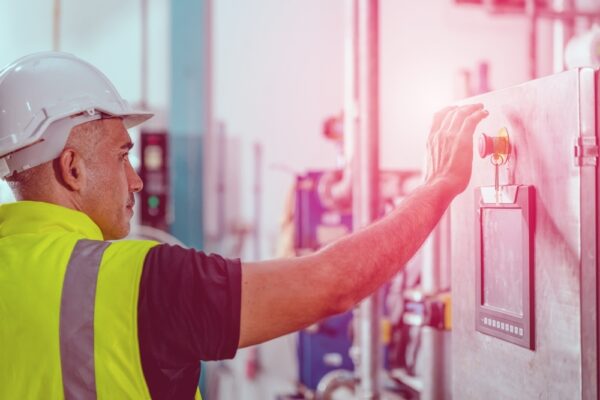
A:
[
  {"left": 419, "top": 212, "right": 450, "bottom": 400},
  {"left": 525, "top": 0, "right": 537, "bottom": 80},
  {"left": 355, "top": 1, "right": 380, "bottom": 399},
  {"left": 421, "top": 231, "right": 440, "bottom": 294},
  {"left": 347, "top": 0, "right": 362, "bottom": 378},
  {"left": 217, "top": 122, "right": 226, "bottom": 243},
  {"left": 205, "top": 0, "right": 214, "bottom": 147},
  {"left": 344, "top": 0, "right": 358, "bottom": 175},
  {"left": 253, "top": 142, "right": 262, "bottom": 260},
  {"left": 552, "top": 0, "right": 576, "bottom": 73},
  {"left": 53, "top": 0, "right": 61, "bottom": 51},
  {"left": 140, "top": 0, "right": 148, "bottom": 109}
]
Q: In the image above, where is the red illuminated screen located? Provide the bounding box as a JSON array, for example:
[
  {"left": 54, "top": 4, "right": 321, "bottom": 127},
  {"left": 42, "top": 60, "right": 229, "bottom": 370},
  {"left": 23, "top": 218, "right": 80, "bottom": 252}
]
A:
[{"left": 481, "top": 208, "right": 523, "bottom": 316}]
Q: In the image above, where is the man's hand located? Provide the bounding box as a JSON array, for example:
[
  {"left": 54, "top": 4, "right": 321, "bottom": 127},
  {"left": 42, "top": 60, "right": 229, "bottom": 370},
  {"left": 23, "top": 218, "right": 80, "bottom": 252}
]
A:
[{"left": 425, "top": 104, "right": 488, "bottom": 196}]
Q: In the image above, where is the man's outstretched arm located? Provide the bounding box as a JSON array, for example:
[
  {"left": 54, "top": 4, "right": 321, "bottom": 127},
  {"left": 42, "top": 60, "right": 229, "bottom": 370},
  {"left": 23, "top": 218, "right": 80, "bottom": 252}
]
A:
[{"left": 239, "top": 103, "right": 488, "bottom": 348}]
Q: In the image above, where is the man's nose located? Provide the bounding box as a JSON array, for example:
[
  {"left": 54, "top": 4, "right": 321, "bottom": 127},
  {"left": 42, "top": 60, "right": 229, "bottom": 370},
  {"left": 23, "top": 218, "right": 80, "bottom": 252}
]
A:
[{"left": 128, "top": 163, "right": 144, "bottom": 193}]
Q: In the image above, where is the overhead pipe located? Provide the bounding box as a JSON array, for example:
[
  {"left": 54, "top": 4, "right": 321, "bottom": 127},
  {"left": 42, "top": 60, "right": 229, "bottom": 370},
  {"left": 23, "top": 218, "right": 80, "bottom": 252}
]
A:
[
  {"left": 482, "top": 0, "right": 590, "bottom": 78},
  {"left": 482, "top": 0, "right": 591, "bottom": 18}
]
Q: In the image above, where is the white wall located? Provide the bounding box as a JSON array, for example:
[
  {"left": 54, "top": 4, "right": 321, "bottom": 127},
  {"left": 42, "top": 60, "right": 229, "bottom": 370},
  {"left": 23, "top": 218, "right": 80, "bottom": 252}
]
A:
[
  {"left": 214, "top": 0, "right": 346, "bottom": 260},
  {"left": 0, "top": 0, "right": 169, "bottom": 111}
]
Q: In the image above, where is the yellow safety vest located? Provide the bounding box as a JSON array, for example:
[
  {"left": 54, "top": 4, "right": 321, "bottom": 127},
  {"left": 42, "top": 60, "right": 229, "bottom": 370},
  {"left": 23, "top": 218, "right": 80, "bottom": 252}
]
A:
[{"left": 0, "top": 201, "right": 201, "bottom": 399}]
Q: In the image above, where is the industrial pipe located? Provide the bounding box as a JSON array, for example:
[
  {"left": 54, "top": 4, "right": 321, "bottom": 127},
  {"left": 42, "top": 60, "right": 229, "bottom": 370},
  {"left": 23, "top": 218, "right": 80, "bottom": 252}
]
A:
[
  {"left": 355, "top": 1, "right": 381, "bottom": 399},
  {"left": 53, "top": 0, "right": 61, "bottom": 51},
  {"left": 317, "top": 1, "right": 381, "bottom": 398},
  {"left": 140, "top": 0, "right": 149, "bottom": 109},
  {"left": 253, "top": 142, "right": 262, "bottom": 260},
  {"left": 418, "top": 212, "right": 451, "bottom": 400},
  {"left": 525, "top": 0, "right": 538, "bottom": 79},
  {"left": 316, "top": 0, "right": 358, "bottom": 212},
  {"left": 483, "top": 0, "right": 585, "bottom": 78},
  {"left": 552, "top": 0, "right": 576, "bottom": 73}
]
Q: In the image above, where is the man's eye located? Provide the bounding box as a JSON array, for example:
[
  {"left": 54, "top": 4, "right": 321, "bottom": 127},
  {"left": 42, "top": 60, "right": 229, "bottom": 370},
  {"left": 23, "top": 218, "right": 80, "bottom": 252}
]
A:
[{"left": 121, "top": 153, "right": 129, "bottom": 161}]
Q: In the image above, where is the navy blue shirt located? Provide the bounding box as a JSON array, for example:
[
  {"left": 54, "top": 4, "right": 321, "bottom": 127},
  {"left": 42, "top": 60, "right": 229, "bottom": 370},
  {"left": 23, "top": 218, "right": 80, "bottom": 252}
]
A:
[{"left": 137, "top": 244, "right": 242, "bottom": 399}]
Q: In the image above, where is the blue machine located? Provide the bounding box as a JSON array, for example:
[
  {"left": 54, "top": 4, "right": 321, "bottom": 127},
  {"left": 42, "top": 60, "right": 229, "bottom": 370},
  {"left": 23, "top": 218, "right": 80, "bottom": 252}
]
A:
[
  {"left": 294, "top": 170, "right": 354, "bottom": 391},
  {"left": 293, "top": 169, "right": 422, "bottom": 393},
  {"left": 294, "top": 171, "right": 353, "bottom": 252}
]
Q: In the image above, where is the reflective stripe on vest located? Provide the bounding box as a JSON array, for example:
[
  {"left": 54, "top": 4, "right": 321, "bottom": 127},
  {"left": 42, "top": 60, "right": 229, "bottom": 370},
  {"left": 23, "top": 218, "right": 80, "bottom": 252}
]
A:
[{"left": 59, "top": 239, "right": 110, "bottom": 400}]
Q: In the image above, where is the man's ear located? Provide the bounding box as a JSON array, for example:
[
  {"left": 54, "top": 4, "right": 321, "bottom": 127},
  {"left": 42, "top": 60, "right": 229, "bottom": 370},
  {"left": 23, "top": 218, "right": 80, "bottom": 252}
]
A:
[{"left": 56, "top": 148, "right": 86, "bottom": 191}]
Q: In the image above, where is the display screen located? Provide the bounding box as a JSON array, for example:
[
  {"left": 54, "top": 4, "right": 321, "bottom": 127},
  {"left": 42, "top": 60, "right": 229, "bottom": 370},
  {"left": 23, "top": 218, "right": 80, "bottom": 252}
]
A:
[{"left": 481, "top": 208, "right": 523, "bottom": 316}]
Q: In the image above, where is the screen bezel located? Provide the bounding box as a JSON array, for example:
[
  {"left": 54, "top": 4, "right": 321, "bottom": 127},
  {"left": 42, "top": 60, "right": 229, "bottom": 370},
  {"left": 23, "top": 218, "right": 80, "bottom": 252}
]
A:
[{"left": 475, "top": 185, "right": 535, "bottom": 350}]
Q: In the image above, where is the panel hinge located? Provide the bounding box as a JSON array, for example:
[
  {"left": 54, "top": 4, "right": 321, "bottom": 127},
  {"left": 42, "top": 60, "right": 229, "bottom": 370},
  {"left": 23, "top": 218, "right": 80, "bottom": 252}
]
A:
[{"left": 574, "top": 137, "right": 598, "bottom": 167}]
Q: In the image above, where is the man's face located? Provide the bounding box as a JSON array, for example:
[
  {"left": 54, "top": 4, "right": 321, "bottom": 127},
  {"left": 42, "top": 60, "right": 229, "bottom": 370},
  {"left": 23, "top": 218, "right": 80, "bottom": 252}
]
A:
[{"left": 79, "top": 118, "right": 143, "bottom": 240}]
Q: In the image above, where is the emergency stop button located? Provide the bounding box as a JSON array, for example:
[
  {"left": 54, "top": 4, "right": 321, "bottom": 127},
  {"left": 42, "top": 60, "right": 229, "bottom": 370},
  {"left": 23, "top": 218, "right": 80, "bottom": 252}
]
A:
[
  {"left": 478, "top": 127, "right": 510, "bottom": 162},
  {"left": 478, "top": 133, "right": 494, "bottom": 158}
]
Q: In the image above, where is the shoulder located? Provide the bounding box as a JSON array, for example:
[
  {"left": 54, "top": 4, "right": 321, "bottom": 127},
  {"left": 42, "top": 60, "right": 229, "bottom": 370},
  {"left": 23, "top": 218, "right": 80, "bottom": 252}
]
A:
[
  {"left": 101, "top": 239, "right": 160, "bottom": 262},
  {"left": 142, "top": 244, "right": 240, "bottom": 273}
]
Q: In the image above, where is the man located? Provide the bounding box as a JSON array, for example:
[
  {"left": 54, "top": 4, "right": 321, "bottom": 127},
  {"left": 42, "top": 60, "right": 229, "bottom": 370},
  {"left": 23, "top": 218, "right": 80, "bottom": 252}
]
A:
[{"left": 0, "top": 52, "right": 487, "bottom": 399}]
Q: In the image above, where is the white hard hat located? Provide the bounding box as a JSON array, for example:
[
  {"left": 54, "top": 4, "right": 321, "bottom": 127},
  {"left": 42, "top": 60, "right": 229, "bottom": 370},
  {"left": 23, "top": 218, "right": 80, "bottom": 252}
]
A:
[{"left": 0, "top": 51, "right": 153, "bottom": 178}]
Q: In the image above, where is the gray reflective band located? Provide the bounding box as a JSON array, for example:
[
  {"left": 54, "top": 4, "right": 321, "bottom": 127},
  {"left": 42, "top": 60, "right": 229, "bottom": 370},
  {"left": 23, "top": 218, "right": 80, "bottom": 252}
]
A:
[{"left": 59, "top": 239, "right": 110, "bottom": 400}]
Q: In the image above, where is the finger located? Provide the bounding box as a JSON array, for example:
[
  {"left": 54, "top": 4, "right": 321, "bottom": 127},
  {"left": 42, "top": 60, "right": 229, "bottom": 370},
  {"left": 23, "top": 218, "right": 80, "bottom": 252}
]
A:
[
  {"left": 439, "top": 107, "right": 458, "bottom": 133},
  {"left": 459, "top": 109, "right": 489, "bottom": 141},
  {"left": 430, "top": 106, "right": 457, "bottom": 133},
  {"left": 448, "top": 103, "right": 484, "bottom": 134}
]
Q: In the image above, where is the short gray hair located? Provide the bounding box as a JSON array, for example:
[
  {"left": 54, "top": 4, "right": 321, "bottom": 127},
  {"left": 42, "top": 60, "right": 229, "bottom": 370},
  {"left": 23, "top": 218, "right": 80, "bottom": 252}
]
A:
[{"left": 4, "top": 119, "right": 106, "bottom": 198}]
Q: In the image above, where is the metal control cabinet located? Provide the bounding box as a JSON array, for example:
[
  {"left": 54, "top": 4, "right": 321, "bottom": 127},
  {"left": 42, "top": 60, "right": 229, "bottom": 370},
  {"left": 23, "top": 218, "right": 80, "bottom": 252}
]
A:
[{"left": 451, "top": 69, "right": 598, "bottom": 399}]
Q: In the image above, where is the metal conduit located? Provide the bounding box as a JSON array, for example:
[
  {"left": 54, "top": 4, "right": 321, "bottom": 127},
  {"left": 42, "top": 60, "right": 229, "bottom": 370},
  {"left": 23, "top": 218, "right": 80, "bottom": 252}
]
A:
[
  {"left": 525, "top": 0, "right": 538, "bottom": 79},
  {"left": 419, "top": 213, "right": 451, "bottom": 400},
  {"left": 317, "top": 1, "right": 382, "bottom": 397},
  {"left": 140, "top": 0, "right": 149, "bottom": 109},
  {"left": 313, "top": 0, "right": 357, "bottom": 213},
  {"left": 53, "top": 0, "right": 61, "bottom": 51},
  {"left": 355, "top": 1, "right": 381, "bottom": 399},
  {"left": 325, "top": 0, "right": 360, "bottom": 209}
]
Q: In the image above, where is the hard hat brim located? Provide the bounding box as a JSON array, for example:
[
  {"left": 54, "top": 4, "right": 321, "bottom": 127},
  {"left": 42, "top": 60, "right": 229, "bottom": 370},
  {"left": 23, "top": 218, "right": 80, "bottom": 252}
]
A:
[{"left": 122, "top": 111, "right": 154, "bottom": 129}]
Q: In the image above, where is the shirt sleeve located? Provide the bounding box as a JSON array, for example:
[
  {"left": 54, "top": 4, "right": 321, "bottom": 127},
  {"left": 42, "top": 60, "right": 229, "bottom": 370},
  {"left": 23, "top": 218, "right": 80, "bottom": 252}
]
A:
[{"left": 137, "top": 244, "right": 242, "bottom": 367}]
